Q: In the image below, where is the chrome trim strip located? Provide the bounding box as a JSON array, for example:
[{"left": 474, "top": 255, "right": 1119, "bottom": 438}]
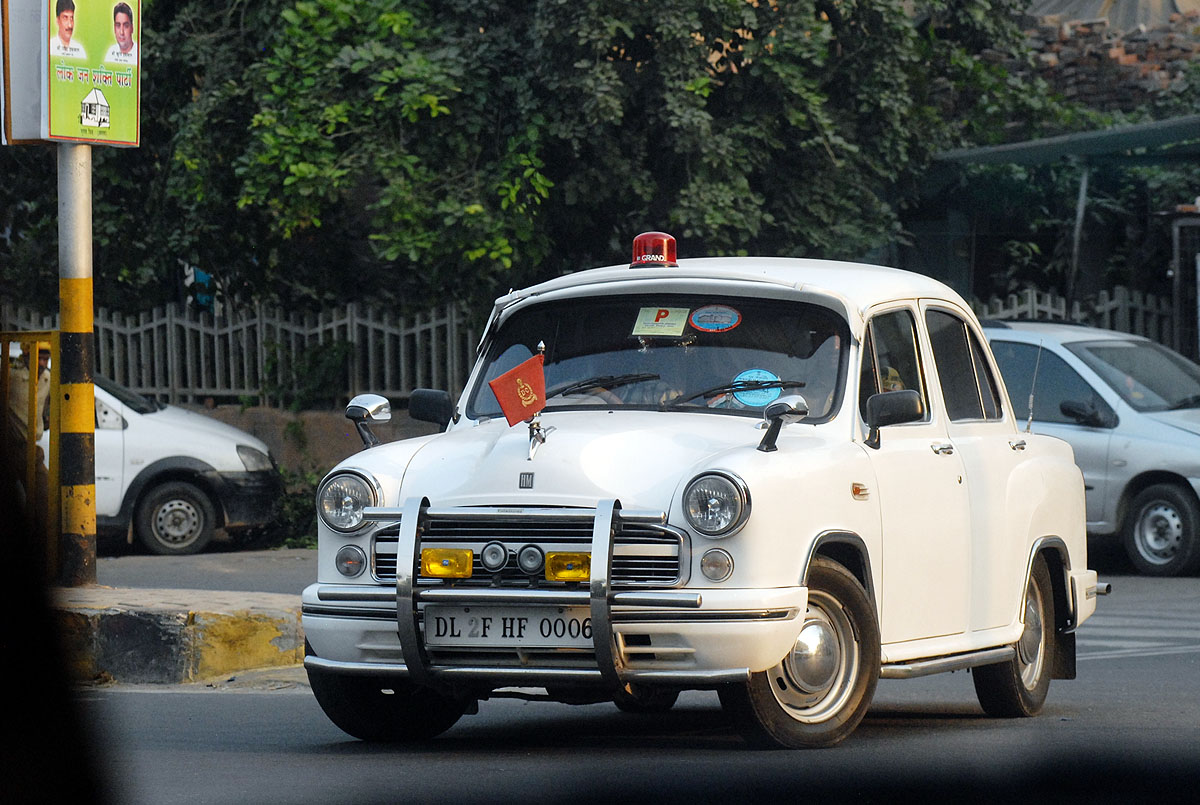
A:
[
  {"left": 364, "top": 505, "right": 667, "bottom": 525},
  {"left": 304, "top": 656, "right": 751, "bottom": 685},
  {"left": 412, "top": 588, "right": 704, "bottom": 608},
  {"left": 879, "top": 646, "right": 1014, "bottom": 679},
  {"left": 316, "top": 585, "right": 397, "bottom": 602},
  {"left": 610, "top": 608, "right": 797, "bottom": 623},
  {"left": 302, "top": 605, "right": 395, "bottom": 619}
]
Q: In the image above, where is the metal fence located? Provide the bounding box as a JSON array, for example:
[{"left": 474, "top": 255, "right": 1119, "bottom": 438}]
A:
[
  {"left": 972, "top": 285, "right": 1177, "bottom": 352},
  {"left": 1, "top": 300, "right": 481, "bottom": 406}
]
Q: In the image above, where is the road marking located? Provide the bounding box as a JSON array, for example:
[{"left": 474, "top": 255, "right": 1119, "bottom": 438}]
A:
[{"left": 1077, "top": 606, "right": 1200, "bottom": 661}]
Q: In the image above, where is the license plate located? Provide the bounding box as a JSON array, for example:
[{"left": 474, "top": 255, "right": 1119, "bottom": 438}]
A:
[{"left": 423, "top": 605, "right": 593, "bottom": 648}]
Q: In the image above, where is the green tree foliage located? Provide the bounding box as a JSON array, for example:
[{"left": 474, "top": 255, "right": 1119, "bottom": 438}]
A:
[{"left": 3, "top": 0, "right": 1051, "bottom": 313}]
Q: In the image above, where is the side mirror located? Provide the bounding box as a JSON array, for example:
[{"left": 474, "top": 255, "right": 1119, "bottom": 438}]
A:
[
  {"left": 1060, "top": 399, "right": 1114, "bottom": 428},
  {"left": 864, "top": 390, "right": 924, "bottom": 449},
  {"left": 757, "top": 394, "right": 809, "bottom": 453},
  {"left": 409, "top": 388, "right": 455, "bottom": 432},
  {"left": 346, "top": 393, "right": 391, "bottom": 448}
]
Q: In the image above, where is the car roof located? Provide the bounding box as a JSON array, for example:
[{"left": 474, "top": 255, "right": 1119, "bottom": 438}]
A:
[
  {"left": 496, "top": 257, "right": 969, "bottom": 317},
  {"left": 981, "top": 320, "right": 1149, "bottom": 345}
]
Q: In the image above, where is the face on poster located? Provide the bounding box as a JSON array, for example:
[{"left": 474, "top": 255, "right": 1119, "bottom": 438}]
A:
[{"left": 46, "top": 0, "right": 140, "bottom": 145}]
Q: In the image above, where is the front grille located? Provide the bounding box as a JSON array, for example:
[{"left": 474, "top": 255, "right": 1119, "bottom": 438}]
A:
[{"left": 371, "top": 513, "right": 686, "bottom": 588}]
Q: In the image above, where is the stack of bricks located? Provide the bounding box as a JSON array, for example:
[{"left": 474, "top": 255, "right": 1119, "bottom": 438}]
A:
[{"left": 991, "top": 10, "right": 1200, "bottom": 112}]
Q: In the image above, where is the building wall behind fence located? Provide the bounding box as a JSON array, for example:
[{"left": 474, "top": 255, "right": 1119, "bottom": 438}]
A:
[{"left": 1, "top": 300, "right": 481, "bottom": 406}]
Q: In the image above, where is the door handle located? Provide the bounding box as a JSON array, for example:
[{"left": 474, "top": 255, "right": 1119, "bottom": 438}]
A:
[{"left": 930, "top": 443, "right": 955, "bottom": 455}]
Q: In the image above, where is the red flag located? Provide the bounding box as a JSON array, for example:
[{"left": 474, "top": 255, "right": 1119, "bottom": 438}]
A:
[{"left": 488, "top": 354, "right": 546, "bottom": 426}]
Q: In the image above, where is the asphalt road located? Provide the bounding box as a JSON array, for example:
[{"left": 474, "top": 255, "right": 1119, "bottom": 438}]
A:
[
  {"left": 96, "top": 546, "right": 317, "bottom": 595},
  {"left": 51, "top": 540, "right": 1199, "bottom": 804}
]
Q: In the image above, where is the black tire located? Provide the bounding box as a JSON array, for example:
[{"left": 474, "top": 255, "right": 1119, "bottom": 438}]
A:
[
  {"left": 613, "top": 686, "right": 680, "bottom": 714},
  {"left": 306, "top": 666, "right": 467, "bottom": 742},
  {"left": 134, "top": 481, "right": 216, "bottom": 555},
  {"left": 1122, "top": 484, "right": 1200, "bottom": 577},
  {"left": 973, "top": 557, "right": 1054, "bottom": 717},
  {"left": 719, "top": 557, "right": 880, "bottom": 749}
]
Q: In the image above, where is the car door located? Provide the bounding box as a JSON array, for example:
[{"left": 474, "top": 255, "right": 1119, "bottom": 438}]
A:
[
  {"left": 926, "top": 309, "right": 1026, "bottom": 630},
  {"left": 989, "top": 338, "right": 1115, "bottom": 529},
  {"left": 861, "top": 306, "right": 970, "bottom": 644},
  {"left": 93, "top": 390, "right": 125, "bottom": 518}
]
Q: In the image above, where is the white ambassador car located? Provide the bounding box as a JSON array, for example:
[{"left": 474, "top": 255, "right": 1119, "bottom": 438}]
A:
[
  {"left": 985, "top": 321, "right": 1200, "bottom": 576},
  {"left": 303, "top": 233, "right": 1101, "bottom": 749}
]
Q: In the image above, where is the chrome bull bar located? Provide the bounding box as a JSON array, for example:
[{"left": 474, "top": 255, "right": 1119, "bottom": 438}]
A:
[{"left": 363, "top": 498, "right": 703, "bottom": 690}]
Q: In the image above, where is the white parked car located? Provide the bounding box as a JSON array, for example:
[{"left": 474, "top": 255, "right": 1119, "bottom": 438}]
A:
[
  {"left": 67, "top": 376, "right": 281, "bottom": 555},
  {"left": 303, "top": 233, "right": 1101, "bottom": 749},
  {"left": 985, "top": 321, "right": 1200, "bottom": 576}
]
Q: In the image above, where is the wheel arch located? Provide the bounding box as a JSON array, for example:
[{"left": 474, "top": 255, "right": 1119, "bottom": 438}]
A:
[
  {"left": 1116, "top": 470, "right": 1200, "bottom": 531},
  {"left": 1027, "top": 537, "right": 1076, "bottom": 681},
  {"left": 121, "top": 457, "right": 225, "bottom": 529},
  {"left": 803, "top": 531, "right": 876, "bottom": 606}
]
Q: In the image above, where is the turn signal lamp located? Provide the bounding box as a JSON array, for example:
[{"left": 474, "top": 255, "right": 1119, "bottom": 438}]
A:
[
  {"left": 421, "top": 548, "right": 473, "bottom": 579},
  {"left": 546, "top": 552, "right": 591, "bottom": 582},
  {"left": 630, "top": 231, "right": 678, "bottom": 268}
]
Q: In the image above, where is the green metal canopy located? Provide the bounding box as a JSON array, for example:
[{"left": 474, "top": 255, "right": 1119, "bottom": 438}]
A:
[{"left": 936, "top": 114, "right": 1200, "bottom": 166}]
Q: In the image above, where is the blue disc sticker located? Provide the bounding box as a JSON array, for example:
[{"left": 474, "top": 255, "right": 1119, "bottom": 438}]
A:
[
  {"left": 732, "top": 369, "right": 781, "bottom": 407},
  {"left": 689, "top": 305, "right": 741, "bottom": 333}
]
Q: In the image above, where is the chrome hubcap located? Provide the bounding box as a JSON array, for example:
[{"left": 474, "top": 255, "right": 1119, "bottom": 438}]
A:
[
  {"left": 769, "top": 590, "right": 858, "bottom": 723},
  {"left": 1135, "top": 503, "right": 1183, "bottom": 565},
  {"left": 1017, "top": 578, "right": 1046, "bottom": 689}
]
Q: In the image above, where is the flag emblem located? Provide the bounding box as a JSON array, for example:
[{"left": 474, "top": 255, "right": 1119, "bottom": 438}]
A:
[{"left": 488, "top": 353, "right": 546, "bottom": 426}]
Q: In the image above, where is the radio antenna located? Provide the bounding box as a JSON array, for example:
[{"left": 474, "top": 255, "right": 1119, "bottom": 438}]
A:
[{"left": 1026, "top": 339, "right": 1044, "bottom": 434}]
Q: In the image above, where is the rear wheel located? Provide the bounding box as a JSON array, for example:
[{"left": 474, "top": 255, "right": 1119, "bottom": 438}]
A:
[
  {"left": 135, "top": 481, "right": 215, "bottom": 555},
  {"left": 719, "top": 557, "right": 880, "bottom": 749},
  {"left": 307, "top": 666, "right": 468, "bottom": 742},
  {"left": 1122, "top": 484, "right": 1200, "bottom": 577},
  {"left": 973, "top": 557, "right": 1054, "bottom": 717}
]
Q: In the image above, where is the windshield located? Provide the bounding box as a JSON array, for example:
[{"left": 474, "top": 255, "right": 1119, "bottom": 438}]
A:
[
  {"left": 96, "top": 375, "right": 161, "bottom": 415},
  {"left": 1067, "top": 339, "right": 1200, "bottom": 412},
  {"left": 467, "top": 293, "right": 849, "bottom": 421}
]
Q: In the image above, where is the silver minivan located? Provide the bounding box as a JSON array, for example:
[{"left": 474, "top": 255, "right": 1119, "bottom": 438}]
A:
[{"left": 984, "top": 321, "right": 1200, "bottom": 576}]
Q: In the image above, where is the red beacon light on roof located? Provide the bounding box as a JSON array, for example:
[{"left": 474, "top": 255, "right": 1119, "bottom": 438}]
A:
[{"left": 630, "top": 231, "right": 678, "bottom": 268}]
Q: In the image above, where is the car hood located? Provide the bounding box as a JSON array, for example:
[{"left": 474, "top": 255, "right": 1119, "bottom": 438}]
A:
[
  {"left": 395, "top": 410, "right": 772, "bottom": 511},
  {"left": 139, "top": 405, "right": 273, "bottom": 455},
  {"left": 1143, "top": 407, "right": 1200, "bottom": 438}
]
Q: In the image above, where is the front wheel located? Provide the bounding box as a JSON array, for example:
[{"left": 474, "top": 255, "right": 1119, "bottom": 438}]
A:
[
  {"left": 307, "top": 666, "right": 468, "bottom": 742},
  {"left": 719, "top": 557, "right": 880, "bottom": 749},
  {"left": 973, "top": 557, "right": 1054, "bottom": 717},
  {"left": 1122, "top": 484, "right": 1200, "bottom": 576},
  {"left": 134, "top": 481, "right": 216, "bottom": 555}
]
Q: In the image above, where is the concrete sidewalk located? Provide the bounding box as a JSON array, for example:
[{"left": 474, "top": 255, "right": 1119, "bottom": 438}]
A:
[{"left": 53, "top": 584, "right": 304, "bottom": 685}]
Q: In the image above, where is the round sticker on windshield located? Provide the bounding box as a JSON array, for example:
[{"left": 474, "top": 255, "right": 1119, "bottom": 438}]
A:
[
  {"left": 732, "top": 369, "right": 782, "bottom": 407},
  {"left": 689, "top": 305, "right": 741, "bottom": 333}
]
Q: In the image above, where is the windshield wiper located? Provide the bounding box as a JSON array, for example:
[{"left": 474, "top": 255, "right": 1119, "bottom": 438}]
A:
[
  {"left": 677, "top": 378, "right": 806, "bottom": 404},
  {"left": 546, "top": 373, "right": 660, "bottom": 400}
]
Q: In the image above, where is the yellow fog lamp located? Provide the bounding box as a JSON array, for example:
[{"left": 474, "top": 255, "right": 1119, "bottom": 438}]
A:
[
  {"left": 421, "top": 548, "right": 473, "bottom": 579},
  {"left": 545, "top": 552, "right": 590, "bottom": 582}
]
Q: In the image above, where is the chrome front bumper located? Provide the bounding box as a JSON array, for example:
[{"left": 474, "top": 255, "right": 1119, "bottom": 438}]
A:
[{"left": 303, "top": 498, "right": 806, "bottom": 688}]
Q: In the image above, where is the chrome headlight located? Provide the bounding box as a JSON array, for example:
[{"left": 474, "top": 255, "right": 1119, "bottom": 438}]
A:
[
  {"left": 317, "top": 472, "right": 377, "bottom": 532},
  {"left": 683, "top": 472, "right": 750, "bottom": 538}
]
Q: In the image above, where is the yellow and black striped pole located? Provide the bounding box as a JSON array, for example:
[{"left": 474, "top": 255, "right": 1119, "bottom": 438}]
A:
[{"left": 57, "top": 144, "right": 96, "bottom": 586}]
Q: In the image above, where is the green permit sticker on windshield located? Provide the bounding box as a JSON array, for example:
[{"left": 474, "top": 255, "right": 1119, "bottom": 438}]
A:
[{"left": 632, "top": 307, "right": 690, "bottom": 336}]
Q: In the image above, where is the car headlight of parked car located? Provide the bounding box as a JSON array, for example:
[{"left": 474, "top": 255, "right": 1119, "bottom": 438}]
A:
[
  {"left": 237, "top": 445, "right": 275, "bottom": 472},
  {"left": 683, "top": 472, "right": 750, "bottom": 538},
  {"left": 318, "top": 472, "right": 378, "bottom": 532}
]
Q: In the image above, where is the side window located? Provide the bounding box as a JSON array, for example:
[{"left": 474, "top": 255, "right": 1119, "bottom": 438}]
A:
[
  {"left": 926, "top": 309, "right": 1002, "bottom": 422},
  {"left": 859, "top": 309, "right": 928, "bottom": 421},
  {"left": 990, "top": 341, "right": 1113, "bottom": 426}
]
